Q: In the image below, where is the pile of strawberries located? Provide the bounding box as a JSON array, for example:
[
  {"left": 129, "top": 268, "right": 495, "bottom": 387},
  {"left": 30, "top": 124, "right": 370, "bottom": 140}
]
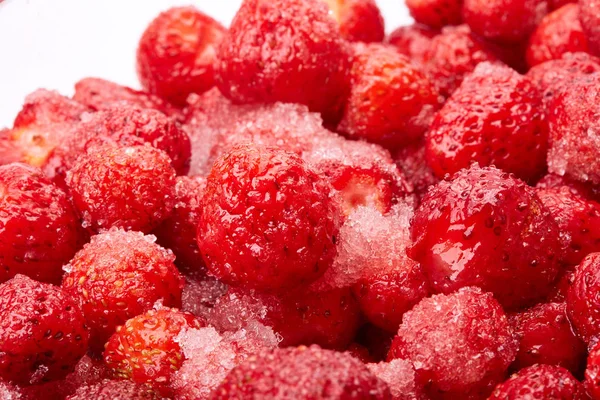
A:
[{"left": 3, "top": 0, "right": 600, "bottom": 398}]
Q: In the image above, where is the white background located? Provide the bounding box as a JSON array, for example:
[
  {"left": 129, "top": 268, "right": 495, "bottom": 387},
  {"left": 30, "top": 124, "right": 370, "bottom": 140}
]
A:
[{"left": 0, "top": 0, "right": 410, "bottom": 127}]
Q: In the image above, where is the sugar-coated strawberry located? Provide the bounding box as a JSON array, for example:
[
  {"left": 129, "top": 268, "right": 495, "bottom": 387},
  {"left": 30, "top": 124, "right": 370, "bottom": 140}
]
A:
[
  {"left": 66, "top": 144, "right": 176, "bottom": 233},
  {"left": 526, "top": 4, "right": 590, "bottom": 68},
  {"left": 211, "top": 286, "right": 361, "bottom": 350},
  {"left": 0, "top": 163, "right": 82, "bottom": 284},
  {"left": 547, "top": 73, "right": 600, "bottom": 185},
  {"left": 215, "top": 0, "right": 351, "bottom": 122},
  {"left": 405, "top": 0, "right": 463, "bottom": 29},
  {"left": 323, "top": 0, "right": 385, "bottom": 43},
  {"left": 62, "top": 229, "right": 184, "bottom": 351},
  {"left": 410, "top": 165, "right": 563, "bottom": 309},
  {"left": 353, "top": 263, "right": 429, "bottom": 333},
  {"left": 580, "top": 0, "right": 600, "bottom": 56},
  {"left": 426, "top": 62, "right": 548, "bottom": 183},
  {"left": 66, "top": 379, "right": 159, "bottom": 400},
  {"left": 386, "top": 24, "right": 437, "bottom": 65},
  {"left": 463, "top": 0, "right": 548, "bottom": 43},
  {"left": 9, "top": 89, "right": 87, "bottom": 168},
  {"left": 197, "top": 144, "right": 339, "bottom": 292},
  {"left": 393, "top": 141, "right": 439, "bottom": 202},
  {"left": 73, "top": 77, "right": 180, "bottom": 118},
  {"left": 488, "top": 364, "right": 588, "bottom": 400},
  {"left": 304, "top": 138, "right": 413, "bottom": 216},
  {"left": 537, "top": 187, "right": 600, "bottom": 266},
  {"left": 537, "top": 173, "right": 600, "bottom": 203},
  {"left": 526, "top": 52, "right": 600, "bottom": 109},
  {"left": 104, "top": 308, "right": 205, "bottom": 396},
  {"left": 367, "top": 359, "right": 427, "bottom": 400},
  {"left": 388, "top": 287, "right": 517, "bottom": 400},
  {"left": 586, "top": 342, "right": 600, "bottom": 399},
  {"left": 0, "top": 275, "right": 89, "bottom": 385},
  {"left": 137, "top": 7, "right": 226, "bottom": 106},
  {"left": 211, "top": 345, "right": 391, "bottom": 399},
  {"left": 337, "top": 43, "right": 440, "bottom": 150},
  {"left": 49, "top": 105, "right": 191, "bottom": 183},
  {"left": 567, "top": 253, "right": 600, "bottom": 343},
  {"left": 423, "top": 25, "right": 499, "bottom": 97},
  {"left": 509, "top": 302, "right": 586, "bottom": 375},
  {"left": 154, "top": 176, "right": 206, "bottom": 274}
]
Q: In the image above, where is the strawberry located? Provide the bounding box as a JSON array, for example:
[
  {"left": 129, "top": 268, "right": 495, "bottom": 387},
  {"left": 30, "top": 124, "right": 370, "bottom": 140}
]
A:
[
  {"left": 405, "top": 0, "right": 463, "bottom": 29},
  {"left": 104, "top": 308, "right": 205, "bottom": 396},
  {"left": 66, "top": 380, "right": 159, "bottom": 400},
  {"left": 580, "top": 0, "right": 600, "bottom": 56},
  {"left": 567, "top": 253, "right": 600, "bottom": 343},
  {"left": 323, "top": 0, "right": 385, "bottom": 43}
]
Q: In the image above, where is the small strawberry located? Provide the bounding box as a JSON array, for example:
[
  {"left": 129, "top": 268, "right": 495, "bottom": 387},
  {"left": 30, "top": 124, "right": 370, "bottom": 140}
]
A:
[
  {"left": 323, "top": 0, "right": 385, "bottom": 43},
  {"left": 405, "top": 0, "right": 463, "bottom": 29},
  {"left": 104, "top": 308, "right": 205, "bottom": 396}
]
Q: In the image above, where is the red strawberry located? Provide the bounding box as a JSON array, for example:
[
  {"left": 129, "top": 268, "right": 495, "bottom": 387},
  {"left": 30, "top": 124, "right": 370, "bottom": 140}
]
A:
[
  {"left": 104, "top": 308, "right": 205, "bottom": 396},
  {"left": 386, "top": 24, "right": 437, "bottom": 65},
  {"left": 0, "top": 163, "right": 83, "bottom": 284},
  {"left": 0, "top": 275, "right": 89, "bottom": 385},
  {"left": 509, "top": 302, "right": 586, "bottom": 376},
  {"left": 388, "top": 287, "right": 517, "bottom": 400},
  {"left": 197, "top": 144, "right": 339, "bottom": 292},
  {"left": 585, "top": 342, "right": 600, "bottom": 399},
  {"left": 410, "top": 165, "right": 563, "bottom": 309},
  {"left": 537, "top": 173, "right": 600, "bottom": 203},
  {"left": 422, "top": 25, "right": 499, "bottom": 97},
  {"left": 215, "top": 0, "right": 351, "bottom": 123},
  {"left": 73, "top": 77, "right": 180, "bottom": 118},
  {"left": 405, "top": 0, "right": 463, "bottom": 29},
  {"left": 337, "top": 43, "right": 440, "bottom": 150},
  {"left": 489, "top": 365, "right": 587, "bottom": 400},
  {"left": 212, "top": 345, "right": 391, "bottom": 399},
  {"left": 66, "top": 145, "right": 176, "bottom": 233},
  {"left": 463, "top": 0, "right": 548, "bottom": 43},
  {"left": 323, "top": 0, "right": 385, "bottom": 43},
  {"left": 567, "top": 253, "right": 600, "bottom": 343},
  {"left": 526, "top": 4, "right": 590, "bottom": 68},
  {"left": 137, "top": 7, "right": 226, "bottom": 106},
  {"left": 580, "top": 0, "right": 600, "bottom": 56},
  {"left": 393, "top": 141, "right": 439, "bottom": 202},
  {"left": 426, "top": 62, "right": 548, "bottom": 183},
  {"left": 62, "top": 229, "right": 184, "bottom": 351}
]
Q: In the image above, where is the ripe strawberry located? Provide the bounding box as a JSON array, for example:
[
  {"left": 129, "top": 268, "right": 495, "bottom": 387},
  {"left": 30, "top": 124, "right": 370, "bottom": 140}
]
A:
[
  {"left": 48, "top": 105, "right": 191, "bottom": 184},
  {"left": 137, "top": 7, "right": 226, "bottom": 106},
  {"left": 304, "top": 138, "right": 413, "bottom": 216},
  {"left": 66, "top": 145, "right": 176, "bottom": 233},
  {"left": 9, "top": 89, "right": 87, "bottom": 168},
  {"left": 212, "top": 345, "right": 391, "bottom": 399},
  {"left": 527, "top": 52, "right": 600, "bottom": 109},
  {"left": 154, "top": 176, "right": 207, "bottom": 274},
  {"left": 367, "top": 360, "right": 427, "bottom": 400},
  {"left": 426, "top": 62, "right": 548, "bottom": 183},
  {"left": 410, "top": 165, "right": 563, "bottom": 309},
  {"left": 66, "top": 380, "right": 159, "bottom": 400},
  {"left": 547, "top": 73, "right": 600, "bottom": 185},
  {"left": 388, "top": 287, "right": 517, "bottom": 400},
  {"left": 489, "top": 364, "right": 587, "bottom": 400},
  {"left": 323, "top": 0, "right": 385, "bottom": 43},
  {"left": 0, "top": 275, "right": 89, "bottom": 385},
  {"left": 550, "top": 0, "right": 575, "bottom": 9},
  {"left": 62, "top": 229, "right": 184, "bottom": 351},
  {"left": 386, "top": 24, "right": 437, "bottom": 65},
  {"left": 580, "top": 0, "right": 600, "bottom": 56},
  {"left": 197, "top": 144, "right": 339, "bottom": 292},
  {"left": 463, "top": 0, "right": 548, "bottom": 43},
  {"left": 405, "top": 0, "right": 463, "bottom": 29},
  {"left": 526, "top": 4, "right": 590, "bottom": 68},
  {"left": 215, "top": 0, "right": 351, "bottom": 123},
  {"left": 337, "top": 43, "right": 440, "bottom": 150},
  {"left": 0, "top": 163, "right": 83, "bottom": 284},
  {"left": 537, "top": 187, "right": 600, "bottom": 266},
  {"left": 73, "top": 77, "right": 180, "bottom": 118},
  {"left": 509, "top": 302, "right": 586, "bottom": 375},
  {"left": 537, "top": 173, "right": 600, "bottom": 203},
  {"left": 104, "top": 308, "right": 205, "bottom": 396},
  {"left": 423, "top": 25, "right": 498, "bottom": 97},
  {"left": 567, "top": 253, "right": 600, "bottom": 343}
]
